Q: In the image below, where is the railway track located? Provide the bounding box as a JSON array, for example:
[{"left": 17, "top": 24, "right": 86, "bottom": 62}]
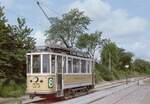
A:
[
  {"left": 87, "top": 77, "right": 150, "bottom": 104},
  {"left": 1, "top": 77, "right": 145, "bottom": 104},
  {"left": 53, "top": 77, "right": 148, "bottom": 104},
  {"left": 88, "top": 82, "right": 138, "bottom": 104},
  {"left": 93, "top": 77, "right": 145, "bottom": 91},
  {"left": 111, "top": 88, "right": 139, "bottom": 104},
  {"left": 30, "top": 77, "right": 146, "bottom": 104}
]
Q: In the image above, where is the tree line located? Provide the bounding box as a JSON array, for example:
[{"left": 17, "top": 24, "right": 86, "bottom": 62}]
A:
[
  {"left": 96, "top": 42, "right": 150, "bottom": 82},
  {"left": 0, "top": 5, "right": 150, "bottom": 97}
]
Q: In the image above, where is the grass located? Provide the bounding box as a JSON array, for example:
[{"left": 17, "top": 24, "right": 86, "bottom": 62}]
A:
[{"left": 0, "top": 79, "right": 26, "bottom": 97}]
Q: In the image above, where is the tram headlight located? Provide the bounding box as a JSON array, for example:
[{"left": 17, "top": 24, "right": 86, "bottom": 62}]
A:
[
  {"left": 33, "top": 76, "right": 39, "bottom": 82},
  {"left": 48, "top": 78, "right": 54, "bottom": 88}
]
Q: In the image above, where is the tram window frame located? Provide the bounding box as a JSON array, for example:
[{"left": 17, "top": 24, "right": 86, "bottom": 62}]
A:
[
  {"left": 43, "top": 54, "right": 50, "bottom": 73},
  {"left": 51, "top": 55, "right": 56, "bottom": 74},
  {"left": 27, "top": 55, "right": 31, "bottom": 73},
  {"left": 32, "top": 55, "right": 41, "bottom": 73}
]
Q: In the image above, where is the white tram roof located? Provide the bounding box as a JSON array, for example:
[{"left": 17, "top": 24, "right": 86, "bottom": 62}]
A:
[{"left": 28, "top": 45, "right": 91, "bottom": 58}]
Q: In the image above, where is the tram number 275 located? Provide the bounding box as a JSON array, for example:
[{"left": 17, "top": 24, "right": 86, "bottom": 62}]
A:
[{"left": 32, "top": 83, "right": 40, "bottom": 88}]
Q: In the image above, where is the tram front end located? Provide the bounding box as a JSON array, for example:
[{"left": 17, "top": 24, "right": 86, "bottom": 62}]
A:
[{"left": 26, "top": 53, "right": 57, "bottom": 97}]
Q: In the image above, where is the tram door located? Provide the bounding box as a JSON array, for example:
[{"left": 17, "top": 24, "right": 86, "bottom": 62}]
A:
[{"left": 56, "top": 56, "right": 64, "bottom": 96}]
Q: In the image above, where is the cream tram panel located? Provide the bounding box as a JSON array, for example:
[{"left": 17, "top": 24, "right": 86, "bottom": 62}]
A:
[
  {"left": 26, "top": 75, "right": 56, "bottom": 94},
  {"left": 64, "top": 74, "right": 92, "bottom": 88}
]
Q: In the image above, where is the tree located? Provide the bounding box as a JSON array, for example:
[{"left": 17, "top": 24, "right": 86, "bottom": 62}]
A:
[
  {"left": 76, "top": 31, "right": 106, "bottom": 58},
  {"left": 101, "top": 42, "right": 133, "bottom": 70},
  {"left": 7, "top": 18, "right": 35, "bottom": 81},
  {"left": 0, "top": 6, "right": 12, "bottom": 80},
  {"left": 118, "top": 49, "right": 133, "bottom": 70},
  {"left": 0, "top": 6, "right": 35, "bottom": 83},
  {"left": 101, "top": 42, "right": 120, "bottom": 69},
  {"left": 100, "top": 41, "right": 134, "bottom": 79},
  {"left": 46, "top": 9, "right": 91, "bottom": 48},
  {"left": 133, "top": 59, "right": 150, "bottom": 74}
]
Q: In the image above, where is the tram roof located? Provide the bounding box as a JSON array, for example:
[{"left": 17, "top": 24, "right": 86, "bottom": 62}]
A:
[{"left": 30, "top": 45, "right": 91, "bottom": 58}]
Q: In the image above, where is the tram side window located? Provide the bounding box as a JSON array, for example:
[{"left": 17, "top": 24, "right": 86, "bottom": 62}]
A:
[
  {"left": 27, "top": 55, "right": 31, "bottom": 73},
  {"left": 81, "top": 60, "right": 86, "bottom": 73},
  {"left": 51, "top": 55, "right": 55, "bottom": 73},
  {"left": 33, "top": 55, "right": 41, "bottom": 73},
  {"left": 43, "top": 54, "right": 50, "bottom": 73},
  {"left": 57, "top": 56, "right": 62, "bottom": 73},
  {"left": 91, "top": 61, "right": 94, "bottom": 72},
  {"left": 73, "top": 59, "right": 80, "bottom": 73},
  {"left": 68, "top": 57, "right": 72, "bottom": 73},
  {"left": 87, "top": 61, "right": 90, "bottom": 73},
  {"left": 63, "top": 57, "right": 66, "bottom": 73}
]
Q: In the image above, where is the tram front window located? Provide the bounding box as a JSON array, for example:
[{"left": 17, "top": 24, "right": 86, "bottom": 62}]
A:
[
  {"left": 33, "top": 55, "right": 41, "bottom": 73},
  {"left": 43, "top": 54, "right": 50, "bottom": 73}
]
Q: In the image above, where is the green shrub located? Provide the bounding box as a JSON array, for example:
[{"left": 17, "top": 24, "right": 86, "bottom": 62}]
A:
[
  {"left": 95, "top": 63, "right": 113, "bottom": 81},
  {"left": 0, "top": 80, "right": 26, "bottom": 97},
  {"left": 95, "top": 69, "right": 104, "bottom": 83}
]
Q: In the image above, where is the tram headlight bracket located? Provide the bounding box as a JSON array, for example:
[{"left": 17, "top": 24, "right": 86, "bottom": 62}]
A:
[{"left": 48, "top": 78, "right": 54, "bottom": 88}]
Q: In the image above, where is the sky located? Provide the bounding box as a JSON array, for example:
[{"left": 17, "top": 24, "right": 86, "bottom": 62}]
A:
[{"left": 0, "top": 0, "right": 150, "bottom": 61}]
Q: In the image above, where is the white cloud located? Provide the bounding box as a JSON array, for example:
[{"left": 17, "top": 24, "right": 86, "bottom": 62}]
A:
[
  {"left": 129, "top": 42, "right": 150, "bottom": 61},
  {"left": 68, "top": 0, "right": 149, "bottom": 60},
  {"left": 68, "top": 0, "right": 148, "bottom": 36},
  {"left": 33, "top": 31, "right": 46, "bottom": 46},
  {"left": 0, "top": 0, "right": 14, "bottom": 9},
  {"left": 117, "top": 39, "right": 150, "bottom": 61},
  {"left": 69, "top": 0, "right": 111, "bottom": 19}
]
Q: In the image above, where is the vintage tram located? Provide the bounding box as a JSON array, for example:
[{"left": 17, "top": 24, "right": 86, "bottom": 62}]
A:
[{"left": 26, "top": 46, "right": 95, "bottom": 98}]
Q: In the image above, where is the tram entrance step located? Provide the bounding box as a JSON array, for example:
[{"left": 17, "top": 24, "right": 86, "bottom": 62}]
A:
[{"left": 57, "top": 90, "right": 64, "bottom": 97}]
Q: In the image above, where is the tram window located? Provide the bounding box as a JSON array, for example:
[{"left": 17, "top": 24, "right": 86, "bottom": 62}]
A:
[
  {"left": 68, "top": 57, "right": 72, "bottom": 73},
  {"left": 73, "top": 59, "right": 80, "bottom": 73},
  {"left": 81, "top": 60, "right": 86, "bottom": 73},
  {"left": 43, "top": 54, "right": 50, "bottom": 73},
  {"left": 33, "top": 55, "right": 41, "bottom": 73},
  {"left": 63, "top": 57, "right": 66, "bottom": 73},
  {"left": 51, "top": 55, "right": 55, "bottom": 73},
  {"left": 91, "top": 61, "right": 94, "bottom": 72},
  {"left": 87, "top": 61, "right": 90, "bottom": 73},
  {"left": 27, "top": 55, "right": 31, "bottom": 73},
  {"left": 57, "top": 56, "right": 62, "bottom": 73}
]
